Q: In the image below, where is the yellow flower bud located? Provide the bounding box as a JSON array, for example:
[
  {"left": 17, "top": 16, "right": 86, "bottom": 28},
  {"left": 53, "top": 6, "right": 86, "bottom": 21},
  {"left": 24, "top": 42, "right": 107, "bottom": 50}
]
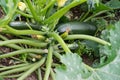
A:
[
  {"left": 18, "top": 2, "right": 26, "bottom": 11},
  {"left": 57, "top": 0, "right": 67, "bottom": 7}
]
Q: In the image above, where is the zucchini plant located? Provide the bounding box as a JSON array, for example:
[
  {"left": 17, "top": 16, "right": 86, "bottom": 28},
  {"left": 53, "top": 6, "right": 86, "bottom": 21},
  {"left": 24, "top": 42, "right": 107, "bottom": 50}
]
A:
[{"left": 1, "top": 0, "right": 119, "bottom": 80}]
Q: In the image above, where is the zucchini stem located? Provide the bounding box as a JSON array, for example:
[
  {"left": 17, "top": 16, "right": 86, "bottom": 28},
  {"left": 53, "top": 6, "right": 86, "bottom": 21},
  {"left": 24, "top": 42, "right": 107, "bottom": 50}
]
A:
[
  {"left": 16, "top": 10, "right": 33, "bottom": 18},
  {"left": 5, "top": 25, "right": 46, "bottom": 35},
  {"left": 41, "top": 0, "right": 56, "bottom": 15},
  {"left": 84, "top": 10, "right": 109, "bottom": 22},
  {"left": 0, "top": 63, "right": 29, "bottom": 71},
  {"left": 0, "top": 64, "right": 33, "bottom": 76},
  {"left": 37, "top": 68, "right": 42, "bottom": 80},
  {"left": 0, "top": 39, "right": 47, "bottom": 47},
  {"left": 43, "top": 46, "right": 53, "bottom": 80},
  {"left": 2, "top": 73, "right": 22, "bottom": 78},
  {"left": 50, "top": 69, "right": 55, "bottom": 80},
  {"left": 0, "top": 49, "right": 48, "bottom": 58},
  {"left": 17, "top": 57, "right": 46, "bottom": 80},
  {"left": 0, "top": 34, "right": 23, "bottom": 50},
  {"left": 50, "top": 32, "right": 71, "bottom": 53},
  {"left": 65, "top": 35, "right": 111, "bottom": 46},
  {"left": 25, "top": 0, "right": 41, "bottom": 22}
]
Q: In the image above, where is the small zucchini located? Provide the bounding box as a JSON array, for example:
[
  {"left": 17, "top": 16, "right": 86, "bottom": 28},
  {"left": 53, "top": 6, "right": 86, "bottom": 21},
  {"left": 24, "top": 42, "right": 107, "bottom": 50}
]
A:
[
  {"left": 9, "top": 21, "right": 42, "bottom": 30},
  {"left": 56, "top": 22, "right": 97, "bottom": 35}
]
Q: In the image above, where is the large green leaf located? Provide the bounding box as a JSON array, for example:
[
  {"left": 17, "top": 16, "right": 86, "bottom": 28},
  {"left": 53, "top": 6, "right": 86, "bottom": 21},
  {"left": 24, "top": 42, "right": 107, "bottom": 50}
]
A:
[
  {"left": 0, "top": 0, "right": 18, "bottom": 14},
  {"left": 0, "top": 0, "right": 19, "bottom": 25},
  {"left": 84, "top": 3, "right": 111, "bottom": 22},
  {"left": 55, "top": 21, "right": 120, "bottom": 80},
  {"left": 91, "top": 3, "right": 111, "bottom": 14},
  {"left": 55, "top": 53, "right": 91, "bottom": 80},
  {"left": 0, "top": 0, "right": 8, "bottom": 14},
  {"left": 106, "top": 0, "right": 120, "bottom": 9}
]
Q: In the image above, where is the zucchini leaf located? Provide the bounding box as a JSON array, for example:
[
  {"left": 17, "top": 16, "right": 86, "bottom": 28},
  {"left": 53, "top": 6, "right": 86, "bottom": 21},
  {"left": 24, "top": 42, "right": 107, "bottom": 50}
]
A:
[
  {"left": 55, "top": 21, "right": 120, "bottom": 80},
  {"left": 106, "top": 0, "right": 120, "bottom": 9},
  {"left": 0, "top": 0, "right": 8, "bottom": 14},
  {"left": 0, "top": 0, "right": 19, "bottom": 25},
  {"left": 55, "top": 53, "right": 91, "bottom": 80},
  {"left": 0, "top": 0, "right": 18, "bottom": 14},
  {"left": 91, "top": 3, "right": 111, "bottom": 14},
  {"left": 84, "top": 3, "right": 111, "bottom": 22}
]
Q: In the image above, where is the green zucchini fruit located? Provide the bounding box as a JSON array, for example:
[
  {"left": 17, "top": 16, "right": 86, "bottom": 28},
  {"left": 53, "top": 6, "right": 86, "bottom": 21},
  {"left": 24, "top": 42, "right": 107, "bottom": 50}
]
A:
[
  {"left": 57, "top": 22, "right": 97, "bottom": 35},
  {"left": 9, "top": 21, "right": 42, "bottom": 30}
]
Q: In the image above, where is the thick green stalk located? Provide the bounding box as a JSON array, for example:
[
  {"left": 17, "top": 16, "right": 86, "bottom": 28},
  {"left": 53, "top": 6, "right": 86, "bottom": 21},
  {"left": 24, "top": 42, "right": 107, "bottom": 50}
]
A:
[
  {"left": 84, "top": 10, "right": 109, "bottom": 22},
  {"left": 65, "top": 35, "right": 111, "bottom": 46},
  {"left": 2, "top": 74, "right": 22, "bottom": 78},
  {"left": 0, "top": 49, "right": 48, "bottom": 58},
  {"left": 50, "top": 69, "right": 55, "bottom": 80},
  {"left": 0, "top": 42, "right": 22, "bottom": 50},
  {"left": 0, "top": 34, "right": 22, "bottom": 49},
  {"left": 0, "top": 63, "right": 29, "bottom": 71},
  {"left": 0, "top": 39, "right": 47, "bottom": 47},
  {"left": 4, "top": 44, "right": 22, "bottom": 50},
  {"left": 51, "top": 32, "right": 71, "bottom": 53},
  {"left": 37, "top": 68, "right": 42, "bottom": 80},
  {"left": 43, "top": 46, "right": 53, "bottom": 80},
  {"left": 41, "top": 0, "right": 56, "bottom": 15},
  {"left": 44, "top": 0, "right": 86, "bottom": 24},
  {"left": 26, "top": 0, "right": 41, "bottom": 22},
  {"left": 80, "top": 10, "right": 90, "bottom": 22},
  {"left": 16, "top": 10, "right": 33, "bottom": 18},
  {"left": 53, "top": 52, "right": 61, "bottom": 59},
  {"left": 0, "top": 64, "right": 33, "bottom": 76},
  {"left": 17, "top": 57, "right": 46, "bottom": 80},
  {"left": 5, "top": 25, "right": 46, "bottom": 35},
  {"left": 0, "top": 34, "right": 8, "bottom": 40}
]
